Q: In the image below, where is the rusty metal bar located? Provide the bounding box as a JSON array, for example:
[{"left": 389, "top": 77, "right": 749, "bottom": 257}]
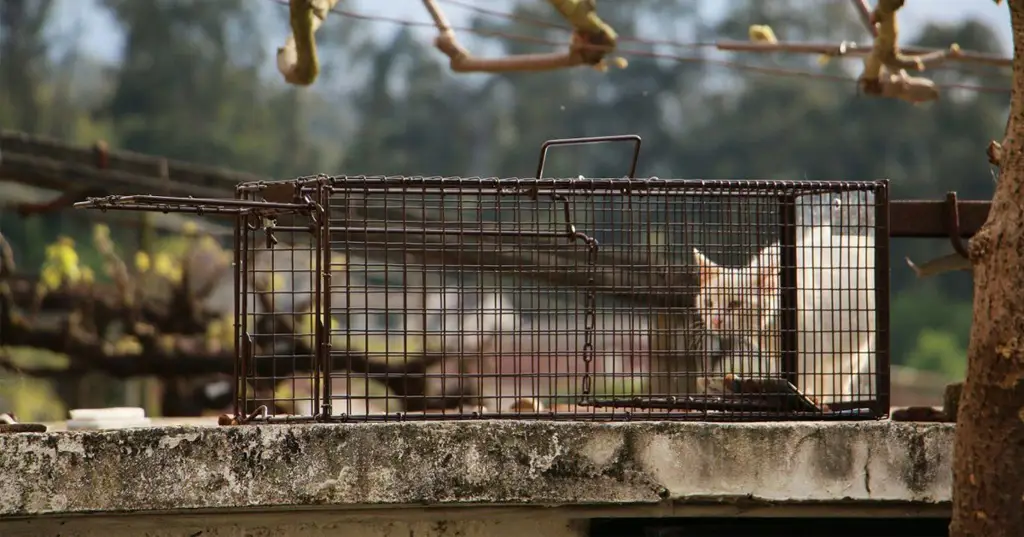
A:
[
  {"left": 313, "top": 182, "right": 327, "bottom": 421},
  {"left": 232, "top": 201, "right": 243, "bottom": 419},
  {"left": 318, "top": 226, "right": 585, "bottom": 240},
  {"left": 778, "top": 194, "right": 800, "bottom": 391},
  {"left": 889, "top": 199, "right": 990, "bottom": 238},
  {"left": 324, "top": 186, "right": 853, "bottom": 199},
  {"left": 73, "top": 188, "right": 992, "bottom": 240},
  {"left": 242, "top": 408, "right": 877, "bottom": 423},
  {"left": 322, "top": 175, "right": 887, "bottom": 194},
  {"left": 874, "top": 183, "right": 892, "bottom": 418},
  {"left": 238, "top": 206, "right": 253, "bottom": 419},
  {"left": 320, "top": 181, "right": 333, "bottom": 420}
]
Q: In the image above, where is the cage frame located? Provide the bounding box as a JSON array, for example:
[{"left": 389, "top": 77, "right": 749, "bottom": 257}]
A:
[
  {"left": 304, "top": 175, "right": 891, "bottom": 423},
  {"left": 73, "top": 146, "right": 892, "bottom": 425}
]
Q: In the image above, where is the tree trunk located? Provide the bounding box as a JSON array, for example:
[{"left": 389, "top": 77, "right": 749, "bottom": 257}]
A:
[{"left": 950, "top": 2, "right": 1024, "bottom": 535}]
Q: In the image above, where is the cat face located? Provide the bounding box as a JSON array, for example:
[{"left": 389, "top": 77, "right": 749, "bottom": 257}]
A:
[{"left": 692, "top": 247, "right": 779, "bottom": 337}]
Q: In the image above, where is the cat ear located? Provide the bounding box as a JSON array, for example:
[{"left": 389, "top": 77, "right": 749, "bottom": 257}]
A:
[{"left": 692, "top": 248, "right": 719, "bottom": 285}]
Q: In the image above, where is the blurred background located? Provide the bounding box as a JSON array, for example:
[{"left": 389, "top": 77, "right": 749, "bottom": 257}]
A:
[{"left": 0, "top": 0, "right": 1005, "bottom": 421}]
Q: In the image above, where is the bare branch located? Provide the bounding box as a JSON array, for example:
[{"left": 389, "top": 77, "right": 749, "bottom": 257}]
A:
[
  {"left": 859, "top": 0, "right": 957, "bottom": 103},
  {"left": 864, "top": 0, "right": 922, "bottom": 73},
  {"left": 875, "top": 68, "right": 940, "bottom": 104},
  {"left": 421, "top": 0, "right": 624, "bottom": 74},
  {"left": 720, "top": 2, "right": 1008, "bottom": 104},
  {"left": 716, "top": 40, "right": 1010, "bottom": 68},
  {"left": 905, "top": 253, "right": 973, "bottom": 278},
  {"left": 988, "top": 140, "right": 1004, "bottom": 167},
  {"left": 276, "top": 0, "right": 341, "bottom": 85}
]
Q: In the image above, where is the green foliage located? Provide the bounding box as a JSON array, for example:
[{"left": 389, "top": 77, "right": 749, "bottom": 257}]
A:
[
  {"left": 0, "top": 348, "right": 69, "bottom": 423},
  {"left": 905, "top": 329, "right": 967, "bottom": 380},
  {"left": 890, "top": 283, "right": 973, "bottom": 377}
]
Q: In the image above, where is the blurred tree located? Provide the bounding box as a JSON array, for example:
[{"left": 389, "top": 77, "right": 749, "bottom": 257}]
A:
[
  {"left": 99, "top": 0, "right": 329, "bottom": 177},
  {"left": 0, "top": 0, "right": 54, "bottom": 132},
  {"left": 905, "top": 328, "right": 967, "bottom": 380}
]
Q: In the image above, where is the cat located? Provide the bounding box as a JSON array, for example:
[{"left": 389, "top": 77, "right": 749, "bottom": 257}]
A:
[{"left": 692, "top": 224, "right": 877, "bottom": 406}]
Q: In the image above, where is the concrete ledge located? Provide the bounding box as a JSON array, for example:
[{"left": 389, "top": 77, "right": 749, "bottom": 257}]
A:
[{"left": 0, "top": 421, "right": 952, "bottom": 519}]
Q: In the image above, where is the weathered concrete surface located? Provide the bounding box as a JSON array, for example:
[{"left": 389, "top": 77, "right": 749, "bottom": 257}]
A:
[{"left": 0, "top": 421, "right": 952, "bottom": 519}]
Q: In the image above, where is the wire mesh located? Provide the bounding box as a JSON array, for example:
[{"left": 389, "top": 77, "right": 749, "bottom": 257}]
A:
[
  {"left": 226, "top": 176, "right": 890, "bottom": 422},
  {"left": 73, "top": 175, "right": 891, "bottom": 422}
]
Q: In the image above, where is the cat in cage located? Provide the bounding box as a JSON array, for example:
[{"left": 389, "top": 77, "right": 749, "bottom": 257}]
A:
[{"left": 691, "top": 223, "right": 877, "bottom": 406}]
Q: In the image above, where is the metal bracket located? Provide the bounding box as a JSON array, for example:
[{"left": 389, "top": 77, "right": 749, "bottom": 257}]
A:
[
  {"left": 261, "top": 181, "right": 299, "bottom": 204},
  {"left": 944, "top": 191, "right": 971, "bottom": 259},
  {"left": 262, "top": 217, "right": 278, "bottom": 248}
]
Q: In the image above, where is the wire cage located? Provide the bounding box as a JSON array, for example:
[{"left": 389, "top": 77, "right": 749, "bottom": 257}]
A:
[{"left": 74, "top": 138, "right": 891, "bottom": 423}]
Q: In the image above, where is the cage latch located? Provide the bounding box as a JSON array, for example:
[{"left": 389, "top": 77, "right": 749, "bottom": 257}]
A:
[{"left": 262, "top": 216, "right": 278, "bottom": 249}]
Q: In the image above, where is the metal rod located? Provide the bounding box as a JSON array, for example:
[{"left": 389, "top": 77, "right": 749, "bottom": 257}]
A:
[
  {"left": 778, "top": 194, "right": 800, "bottom": 390},
  {"left": 322, "top": 226, "right": 584, "bottom": 240},
  {"left": 318, "top": 175, "right": 887, "bottom": 193},
  {"left": 232, "top": 206, "right": 243, "bottom": 418},
  {"left": 242, "top": 409, "right": 878, "bottom": 424},
  {"left": 75, "top": 194, "right": 314, "bottom": 211},
  {"left": 889, "top": 199, "right": 989, "bottom": 237},
  {"left": 320, "top": 181, "right": 333, "bottom": 419},
  {"left": 75, "top": 203, "right": 248, "bottom": 215},
  {"left": 535, "top": 134, "right": 643, "bottom": 180},
  {"left": 874, "top": 182, "right": 892, "bottom": 418},
  {"left": 318, "top": 186, "right": 870, "bottom": 199},
  {"left": 238, "top": 206, "right": 252, "bottom": 417}
]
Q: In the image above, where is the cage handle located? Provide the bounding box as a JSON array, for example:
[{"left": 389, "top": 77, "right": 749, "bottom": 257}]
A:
[{"left": 534, "top": 134, "right": 642, "bottom": 180}]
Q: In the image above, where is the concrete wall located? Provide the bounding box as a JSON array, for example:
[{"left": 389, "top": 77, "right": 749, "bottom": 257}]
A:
[{"left": 0, "top": 420, "right": 953, "bottom": 536}]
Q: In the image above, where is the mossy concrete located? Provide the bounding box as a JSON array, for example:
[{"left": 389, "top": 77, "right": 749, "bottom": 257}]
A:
[{"left": 0, "top": 421, "right": 952, "bottom": 527}]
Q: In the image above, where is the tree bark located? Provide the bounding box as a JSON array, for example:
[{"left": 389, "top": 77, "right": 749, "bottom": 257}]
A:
[{"left": 950, "top": 2, "right": 1024, "bottom": 535}]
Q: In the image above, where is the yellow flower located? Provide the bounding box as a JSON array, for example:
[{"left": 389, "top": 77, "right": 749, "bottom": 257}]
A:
[
  {"left": 135, "top": 251, "right": 151, "bottom": 273},
  {"left": 38, "top": 236, "right": 82, "bottom": 290},
  {"left": 153, "top": 252, "right": 182, "bottom": 283}
]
